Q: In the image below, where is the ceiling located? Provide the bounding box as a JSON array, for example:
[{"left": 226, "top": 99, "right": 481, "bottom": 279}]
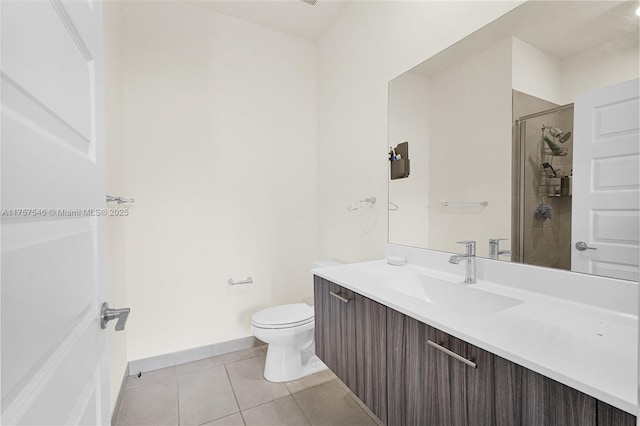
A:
[
  {"left": 411, "top": 0, "right": 640, "bottom": 78},
  {"left": 187, "top": 0, "right": 349, "bottom": 41}
]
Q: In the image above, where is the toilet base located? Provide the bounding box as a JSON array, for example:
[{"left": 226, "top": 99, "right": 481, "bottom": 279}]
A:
[
  {"left": 263, "top": 344, "right": 327, "bottom": 383},
  {"left": 301, "top": 354, "right": 328, "bottom": 377}
]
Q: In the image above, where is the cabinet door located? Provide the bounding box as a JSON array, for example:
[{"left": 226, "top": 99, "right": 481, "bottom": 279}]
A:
[
  {"left": 354, "top": 292, "right": 387, "bottom": 422},
  {"left": 597, "top": 400, "right": 637, "bottom": 426},
  {"left": 313, "top": 276, "right": 356, "bottom": 389},
  {"left": 387, "top": 309, "right": 473, "bottom": 425},
  {"left": 493, "top": 357, "right": 596, "bottom": 426},
  {"left": 387, "top": 308, "right": 601, "bottom": 426},
  {"left": 386, "top": 307, "right": 419, "bottom": 426},
  {"left": 314, "top": 276, "right": 387, "bottom": 422},
  {"left": 465, "top": 339, "right": 496, "bottom": 426},
  {"left": 540, "top": 375, "right": 596, "bottom": 426}
]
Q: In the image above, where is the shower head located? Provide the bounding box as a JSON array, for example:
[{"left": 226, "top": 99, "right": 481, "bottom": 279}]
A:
[
  {"left": 299, "top": 0, "right": 318, "bottom": 5},
  {"left": 558, "top": 131, "right": 572, "bottom": 143},
  {"left": 545, "top": 126, "right": 572, "bottom": 143}
]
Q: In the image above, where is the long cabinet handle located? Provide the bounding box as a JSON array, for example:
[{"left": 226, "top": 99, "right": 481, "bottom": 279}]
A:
[
  {"left": 329, "top": 291, "right": 350, "bottom": 304},
  {"left": 427, "top": 340, "right": 477, "bottom": 368}
]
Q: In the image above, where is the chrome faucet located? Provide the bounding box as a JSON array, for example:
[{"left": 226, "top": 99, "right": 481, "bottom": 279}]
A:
[
  {"left": 488, "top": 238, "right": 512, "bottom": 260},
  {"left": 449, "top": 240, "right": 476, "bottom": 284}
]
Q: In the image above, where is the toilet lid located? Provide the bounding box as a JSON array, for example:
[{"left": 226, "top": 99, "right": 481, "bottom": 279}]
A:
[{"left": 252, "top": 303, "right": 314, "bottom": 328}]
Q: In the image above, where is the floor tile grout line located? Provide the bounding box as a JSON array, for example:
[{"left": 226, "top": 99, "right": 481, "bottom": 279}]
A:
[
  {"left": 326, "top": 378, "right": 381, "bottom": 425},
  {"left": 223, "top": 363, "right": 247, "bottom": 425},
  {"left": 115, "top": 375, "right": 181, "bottom": 426},
  {"left": 240, "top": 393, "right": 299, "bottom": 414},
  {"left": 340, "top": 384, "right": 383, "bottom": 425},
  {"left": 289, "top": 390, "right": 313, "bottom": 426},
  {"left": 166, "top": 351, "right": 266, "bottom": 381},
  {"left": 284, "top": 377, "right": 294, "bottom": 397},
  {"left": 195, "top": 411, "right": 244, "bottom": 426},
  {"left": 121, "top": 349, "right": 374, "bottom": 426},
  {"left": 285, "top": 371, "right": 336, "bottom": 396},
  {"left": 190, "top": 365, "right": 245, "bottom": 426},
  {"left": 195, "top": 411, "right": 243, "bottom": 426},
  {"left": 180, "top": 365, "right": 239, "bottom": 426}
]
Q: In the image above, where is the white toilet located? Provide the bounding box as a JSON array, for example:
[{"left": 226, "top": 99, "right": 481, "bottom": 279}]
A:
[{"left": 250, "top": 260, "right": 340, "bottom": 382}]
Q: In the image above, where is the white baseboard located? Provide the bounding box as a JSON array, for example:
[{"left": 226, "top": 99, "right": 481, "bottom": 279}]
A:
[{"left": 127, "top": 336, "right": 263, "bottom": 375}]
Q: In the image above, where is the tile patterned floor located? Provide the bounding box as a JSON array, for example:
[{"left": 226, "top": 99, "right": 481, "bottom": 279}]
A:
[{"left": 114, "top": 346, "right": 383, "bottom": 426}]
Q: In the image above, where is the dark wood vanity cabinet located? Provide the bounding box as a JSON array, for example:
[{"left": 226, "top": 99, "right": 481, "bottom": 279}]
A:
[
  {"left": 387, "top": 308, "right": 598, "bottom": 426},
  {"left": 314, "top": 276, "right": 636, "bottom": 426},
  {"left": 387, "top": 308, "right": 514, "bottom": 426},
  {"left": 597, "top": 401, "right": 637, "bottom": 426},
  {"left": 387, "top": 308, "right": 471, "bottom": 425},
  {"left": 313, "top": 276, "right": 387, "bottom": 421},
  {"left": 314, "top": 276, "right": 357, "bottom": 389}
]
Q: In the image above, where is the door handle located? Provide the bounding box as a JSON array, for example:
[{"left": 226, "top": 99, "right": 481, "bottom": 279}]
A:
[
  {"left": 575, "top": 241, "right": 597, "bottom": 251},
  {"left": 101, "top": 302, "right": 130, "bottom": 331}
]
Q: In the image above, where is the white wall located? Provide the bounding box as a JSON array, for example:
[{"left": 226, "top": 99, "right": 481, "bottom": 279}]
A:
[
  {"left": 512, "top": 37, "right": 563, "bottom": 104},
  {"left": 317, "top": 1, "right": 523, "bottom": 263},
  {"left": 119, "top": 1, "right": 317, "bottom": 362},
  {"left": 103, "top": 1, "right": 128, "bottom": 415},
  {"left": 427, "top": 38, "right": 513, "bottom": 257},
  {"left": 388, "top": 72, "right": 429, "bottom": 248}
]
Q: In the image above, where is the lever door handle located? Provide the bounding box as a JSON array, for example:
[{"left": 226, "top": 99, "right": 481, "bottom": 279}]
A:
[
  {"left": 575, "top": 241, "right": 597, "bottom": 251},
  {"left": 101, "top": 302, "right": 131, "bottom": 331}
]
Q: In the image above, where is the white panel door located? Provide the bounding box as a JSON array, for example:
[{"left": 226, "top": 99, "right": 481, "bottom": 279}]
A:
[
  {"left": 1, "top": 0, "right": 109, "bottom": 424},
  {"left": 572, "top": 78, "right": 639, "bottom": 281}
]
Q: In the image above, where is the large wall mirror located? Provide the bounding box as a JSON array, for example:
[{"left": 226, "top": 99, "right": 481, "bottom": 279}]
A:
[{"left": 388, "top": 1, "right": 639, "bottom": 281}]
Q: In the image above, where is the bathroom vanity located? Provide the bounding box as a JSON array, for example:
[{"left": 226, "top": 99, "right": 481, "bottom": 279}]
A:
[
  {"left": 312, "top": 258, "right": 637, "bottom": 426},
  {"left": 325, "top": 2, "right": 639, "bottom": 424}
]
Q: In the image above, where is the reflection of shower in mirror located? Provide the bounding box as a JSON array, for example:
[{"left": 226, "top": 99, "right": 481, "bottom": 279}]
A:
[
  {"left": 514, "top": 99, "right": 574, "bottom": 271},
  {"left": 543, "top": 125, "right": 572, "bottom": 143}
]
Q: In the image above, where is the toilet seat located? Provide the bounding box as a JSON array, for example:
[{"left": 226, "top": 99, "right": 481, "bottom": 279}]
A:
[{"left": 251, "top": 303, "right": 314, "bottom": 329}]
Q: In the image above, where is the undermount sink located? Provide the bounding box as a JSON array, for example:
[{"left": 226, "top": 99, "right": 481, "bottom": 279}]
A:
[{"left": 382, "top": 274, "right": 523, "bottom": 316}]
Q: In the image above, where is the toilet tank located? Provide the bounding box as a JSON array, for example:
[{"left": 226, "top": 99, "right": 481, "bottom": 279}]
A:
[{"left": 311, "top": 259, "right": 342, "bottom": 268}]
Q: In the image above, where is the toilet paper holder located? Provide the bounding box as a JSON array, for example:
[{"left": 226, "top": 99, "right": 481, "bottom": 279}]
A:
[{"left": 228, "top": 276, "right": 253, "bottom": 286}]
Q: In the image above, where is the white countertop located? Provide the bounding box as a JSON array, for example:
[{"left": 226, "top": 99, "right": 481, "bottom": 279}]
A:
[{"left": 313, "top": 260, "right": 638, "bottom": 415}]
